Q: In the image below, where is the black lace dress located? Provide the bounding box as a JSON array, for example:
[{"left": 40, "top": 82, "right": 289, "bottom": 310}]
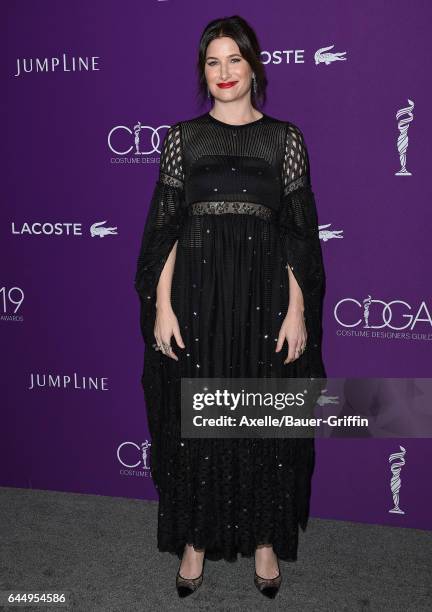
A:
[{"left": 134, "top": 111, "right": 326, "bottom": 563}]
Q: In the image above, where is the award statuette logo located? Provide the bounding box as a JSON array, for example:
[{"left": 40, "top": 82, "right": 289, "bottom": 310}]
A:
[
  {"left": 363, "top": 295, "right": 372, "bottom": 328},
  {"left": 395, "top": 99, "right": 414, "bottom": 176},
  {"left": 388, "top": 445, "right": 406, "bottom": 515}
]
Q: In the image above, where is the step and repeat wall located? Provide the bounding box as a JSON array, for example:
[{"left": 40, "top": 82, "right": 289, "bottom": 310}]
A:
[{"left": 2, "top": 1, "right": 431, "bottom": 530}]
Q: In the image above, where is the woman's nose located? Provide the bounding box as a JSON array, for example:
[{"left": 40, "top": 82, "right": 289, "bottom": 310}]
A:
[{"left": 219, "top": 65, "right": 230, "bottom": 80}]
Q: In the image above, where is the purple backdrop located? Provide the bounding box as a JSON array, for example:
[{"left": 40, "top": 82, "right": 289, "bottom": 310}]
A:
[{"left": 2, "top": 0, "right": 431, "bottom": 530}]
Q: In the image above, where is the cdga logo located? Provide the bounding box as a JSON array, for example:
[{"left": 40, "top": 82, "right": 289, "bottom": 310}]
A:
[
  {"left": 334, "top": 295, "right": 432, "bottom": 330},
  {"left": 117, "top": 440, "right": 152, "bottom": 476},
  {"left": 108, "top": 122, "right": 169, "bottom": 156}
]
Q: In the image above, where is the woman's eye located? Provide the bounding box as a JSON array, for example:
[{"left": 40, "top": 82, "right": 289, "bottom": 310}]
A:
[{"left": 206, "top": 58, "right": 242, "bottom": 67}]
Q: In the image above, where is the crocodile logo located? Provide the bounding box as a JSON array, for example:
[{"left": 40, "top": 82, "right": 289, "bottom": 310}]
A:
[
  {"left": 319, "top": 223, "right": 343, "bottom": 242},
  {"left": 90, "top": 220, "right": 118, "bottom": 237},
  {"left": 314, "top": 44, "right": 347, "bottom": 65}
]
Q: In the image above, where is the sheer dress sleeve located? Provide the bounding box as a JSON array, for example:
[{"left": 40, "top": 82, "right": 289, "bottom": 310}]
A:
[
  {"left": 278, "top": 123, "right": 326, "bottom": 378},
  {"left": 134, "top": 123, "right": 186, "bottom": 346}
]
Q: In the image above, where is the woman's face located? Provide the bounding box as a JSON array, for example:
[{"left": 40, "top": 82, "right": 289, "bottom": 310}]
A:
[{"left": 205, "top": 36, "right": 253, "bottom": 102}]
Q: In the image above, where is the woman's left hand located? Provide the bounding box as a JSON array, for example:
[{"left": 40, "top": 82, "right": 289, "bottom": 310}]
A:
[{"left": 275, "top": 306, "right": 307, "bottom": 364}]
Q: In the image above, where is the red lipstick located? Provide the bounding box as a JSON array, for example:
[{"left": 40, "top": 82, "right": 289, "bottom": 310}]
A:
[{"left": 217, "top": 81, "right": 238, "bottom": 89}]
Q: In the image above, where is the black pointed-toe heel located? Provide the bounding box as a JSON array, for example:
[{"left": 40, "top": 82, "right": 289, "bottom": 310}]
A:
[
  {"left": 176, "top": 557, "right": 205, "bottom": 598},
  {"left": 254, "top": 558, "right": 282, "bottom": 599}
]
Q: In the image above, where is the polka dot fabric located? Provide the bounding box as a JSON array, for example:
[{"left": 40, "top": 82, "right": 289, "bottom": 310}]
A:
[{"left": 134, "top": 112, "right": 326, "bottom": 562}]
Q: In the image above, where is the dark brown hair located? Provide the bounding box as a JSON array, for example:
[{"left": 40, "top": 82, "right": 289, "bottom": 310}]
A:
[{"left": 196, "top": 15, "right": 268, "bottom": 109}]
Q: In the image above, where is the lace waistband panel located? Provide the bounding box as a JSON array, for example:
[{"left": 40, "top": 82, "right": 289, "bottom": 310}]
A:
[{"left": 188, "top": 201, "right": 276, "bottom": 220}]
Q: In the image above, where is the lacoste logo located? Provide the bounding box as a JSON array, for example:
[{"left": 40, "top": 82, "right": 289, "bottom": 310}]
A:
[
  {"left": 314, "top": 45, "right": 347, "bottom": 65},
  {"left": 90, "top": 221, "right": 118, "bottom": 237}
]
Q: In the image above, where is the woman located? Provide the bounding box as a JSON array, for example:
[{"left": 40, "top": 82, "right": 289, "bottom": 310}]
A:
[{"left": 134, "top": 15, "right": 326, "bottom": 599}]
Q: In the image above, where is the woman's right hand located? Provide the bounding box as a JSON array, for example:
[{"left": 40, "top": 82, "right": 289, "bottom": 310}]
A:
[{"left": 154, "top": 303, "right": 185, "bottom": 360}]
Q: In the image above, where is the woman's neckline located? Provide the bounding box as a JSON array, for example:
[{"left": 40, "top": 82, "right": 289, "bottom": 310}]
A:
[{"left": 207, "top": 111, "right": 266, "bottom": 128}]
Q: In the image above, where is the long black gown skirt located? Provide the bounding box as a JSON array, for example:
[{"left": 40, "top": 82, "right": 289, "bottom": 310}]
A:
[{"left": 142, "top": 210, "right": 322, "bottom": 563}]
